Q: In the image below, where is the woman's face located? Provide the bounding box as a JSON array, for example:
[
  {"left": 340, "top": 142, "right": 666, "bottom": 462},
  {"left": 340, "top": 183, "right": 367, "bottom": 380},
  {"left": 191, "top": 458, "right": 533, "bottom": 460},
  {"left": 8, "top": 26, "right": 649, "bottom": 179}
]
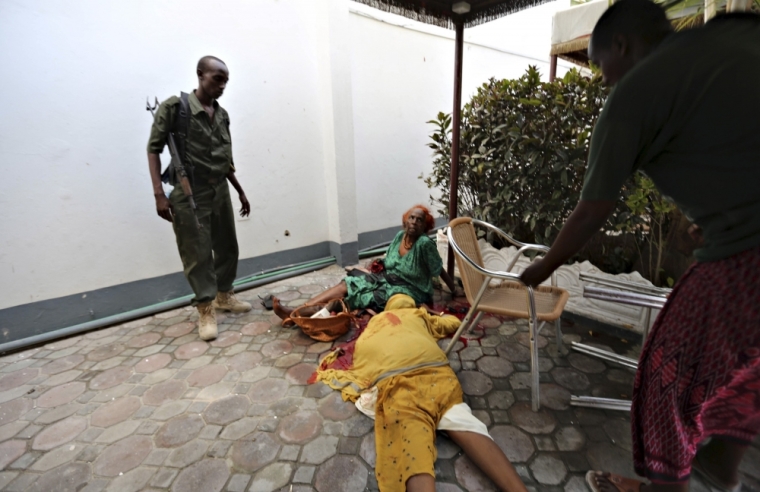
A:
[{"left": 405, "top": 209, "right": 427, "bottom": 238}]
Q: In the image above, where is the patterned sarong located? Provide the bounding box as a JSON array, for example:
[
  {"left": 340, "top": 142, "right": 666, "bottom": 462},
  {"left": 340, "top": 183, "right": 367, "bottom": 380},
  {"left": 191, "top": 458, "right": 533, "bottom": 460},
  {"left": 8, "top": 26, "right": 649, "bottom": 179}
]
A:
[{"left": 632, "top": 245, "right": 760, "bottom": 483}]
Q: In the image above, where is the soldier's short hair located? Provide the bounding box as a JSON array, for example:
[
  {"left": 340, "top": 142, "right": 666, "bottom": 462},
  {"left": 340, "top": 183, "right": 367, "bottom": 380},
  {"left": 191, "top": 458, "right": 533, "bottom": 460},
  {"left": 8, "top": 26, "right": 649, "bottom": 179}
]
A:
[
  {"left": 197, "top": 55, "right": 226, "bottom": 73},
  {"left": 591, "top": 0, "right": 672, "bottom": 50}
]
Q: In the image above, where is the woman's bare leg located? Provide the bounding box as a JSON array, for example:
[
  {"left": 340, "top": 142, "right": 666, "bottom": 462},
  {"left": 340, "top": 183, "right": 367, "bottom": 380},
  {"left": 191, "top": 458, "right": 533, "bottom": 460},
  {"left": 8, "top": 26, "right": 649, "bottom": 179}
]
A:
[
  {"left": 406, "top": 473, "right": 435, "bottom": 492},
  {"left": 694, "top": 436, "right": 750, "bottom": 488},
  {"left": 273, "top": 281, "right": 349, "bottom": 320},
  {"left": 447, "top": 431, "right": 528, "bottom": 492}
]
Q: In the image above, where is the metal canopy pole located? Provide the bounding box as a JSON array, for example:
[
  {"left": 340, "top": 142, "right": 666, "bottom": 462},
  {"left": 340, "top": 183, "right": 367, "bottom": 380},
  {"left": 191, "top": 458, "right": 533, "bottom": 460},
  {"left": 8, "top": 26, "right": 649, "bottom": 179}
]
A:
[
  {"left": 447, "top": 19, "right": 465, "bottom": 276},
  {"left": 549, "top": 55, "right": 558, "bottom": 82}
]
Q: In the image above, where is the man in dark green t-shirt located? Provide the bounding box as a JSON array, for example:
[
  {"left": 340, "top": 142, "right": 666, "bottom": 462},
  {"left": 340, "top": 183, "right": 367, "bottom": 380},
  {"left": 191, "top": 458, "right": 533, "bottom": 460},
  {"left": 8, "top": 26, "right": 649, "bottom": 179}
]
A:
[
  {"left": 147, "top": 56, "right": 252, "bottom": 341},
  {"left": 520, "top": 3, "right": 760, "bottom": 491}
]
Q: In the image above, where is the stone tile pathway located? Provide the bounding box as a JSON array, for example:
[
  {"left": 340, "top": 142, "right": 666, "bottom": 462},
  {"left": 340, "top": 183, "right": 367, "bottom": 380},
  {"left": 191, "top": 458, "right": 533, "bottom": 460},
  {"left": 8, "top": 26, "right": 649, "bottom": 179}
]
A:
[{"left": 0, "top": 265, "right": 757, "bottom": 491}]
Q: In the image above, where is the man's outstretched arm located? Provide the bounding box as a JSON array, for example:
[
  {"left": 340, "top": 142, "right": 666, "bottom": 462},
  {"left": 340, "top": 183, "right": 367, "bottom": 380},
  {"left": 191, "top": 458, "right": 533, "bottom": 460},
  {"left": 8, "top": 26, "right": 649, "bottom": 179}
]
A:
[{"left": 520, "top": 200, "right": 616, "bottom": 287}]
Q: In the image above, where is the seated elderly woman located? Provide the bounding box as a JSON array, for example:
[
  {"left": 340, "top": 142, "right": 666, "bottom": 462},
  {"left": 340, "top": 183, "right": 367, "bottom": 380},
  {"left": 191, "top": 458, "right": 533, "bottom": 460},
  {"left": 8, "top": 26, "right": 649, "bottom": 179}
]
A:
[
  {"left": 313, "top": 294, "right": 527, "bottom": 492},
  {"left": 273, "top": 205, "right": 463, "bottom": 322}
]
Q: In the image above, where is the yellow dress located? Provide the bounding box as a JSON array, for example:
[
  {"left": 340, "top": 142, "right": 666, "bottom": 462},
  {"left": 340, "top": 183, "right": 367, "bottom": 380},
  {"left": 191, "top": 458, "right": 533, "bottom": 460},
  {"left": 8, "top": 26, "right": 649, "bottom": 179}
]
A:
[{"left": 314, "top": 294, "right": 463, "bottom": 491}]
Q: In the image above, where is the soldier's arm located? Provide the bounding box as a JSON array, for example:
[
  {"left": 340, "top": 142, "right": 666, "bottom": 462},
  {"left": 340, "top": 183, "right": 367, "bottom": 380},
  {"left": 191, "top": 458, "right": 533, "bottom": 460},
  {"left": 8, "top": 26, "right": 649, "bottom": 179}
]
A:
[
  {"left": 147, "top": 98, "right": 178, "bottom": 223},
  {"left": 226, "top": 172, "right": 250, "bottom": 217}
]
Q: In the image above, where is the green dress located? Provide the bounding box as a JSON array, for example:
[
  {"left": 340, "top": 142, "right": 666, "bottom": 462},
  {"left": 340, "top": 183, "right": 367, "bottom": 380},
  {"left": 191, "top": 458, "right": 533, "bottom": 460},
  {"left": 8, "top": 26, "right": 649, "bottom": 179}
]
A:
[{"left": 345, "top": 231, "right": 443, "bottom": 310}]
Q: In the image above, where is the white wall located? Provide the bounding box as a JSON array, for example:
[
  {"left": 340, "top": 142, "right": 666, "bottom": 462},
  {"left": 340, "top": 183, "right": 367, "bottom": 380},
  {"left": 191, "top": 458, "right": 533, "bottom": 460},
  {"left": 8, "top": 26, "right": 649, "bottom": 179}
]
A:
[
  {"left": 0, "top": 0, "right": 330, "bottom": 309},
  {"left": 349, "top": 6, "right": 571, "bottom": 233},
  {"left": 0, "top": 0, "right": 574, "bottom": 311}
]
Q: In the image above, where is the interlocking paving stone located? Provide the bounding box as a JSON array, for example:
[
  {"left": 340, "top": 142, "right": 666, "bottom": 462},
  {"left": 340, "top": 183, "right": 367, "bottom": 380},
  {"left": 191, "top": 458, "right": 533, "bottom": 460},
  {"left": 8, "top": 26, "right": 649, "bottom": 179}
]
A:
[
  {"left": 454, "top": 454, "right": 497, "bottom": 491},
  {"left": 31, "top": 462, "right": 91, "bottom": 492},
  {"left": 603, "top": 419, "right": 633, "bottom": 452},
  {"left": 95, "top": 420, "right": 141, "bottom": 443},
  {"left": 294, "top": 465, "right": 316, "bottom": 483},
  {"left": 0, "top": 441, "right": 27, "bottom": 469},
  {"left": 171, "top": 459, "right": 229, "bottom": 492},
  {"left": 151, "top": 400, "right": 191, "bottom": 421},
  {"left": 0, "top": 369, "right": 39, "bottom": 392},
  {"left": 515, "top": 332, "right": 548, "bottom": 349},
  {"left": 164, "top": 322, "right": 195, "bottom": 338},
  {"left": 226, "top": 473, "right": 251, "bottom": 492},
  {"left": 300, "top": 435, "right": 338, "bottom": 464},
  {"left": 359, "top": 431, "right": 376, "bottom": 467},
  {"left": 90, "top": 396, "right": 141, "bottom": 428},
  {"left": 187, "top": 364, "right": 228, "bottom": 388},
  {"left": 459, "top": 347, "right": 484, "bottom": 361},
  {"left": 203, "top": 395, "right": 249, "bottom": 425},
  {"left": 231, "top": 432, "right": 280, "bottom": 472},
  {"left": 165, "top": 440, "right": 208, "bottom": 468},
  {"left": 496, "top": 342, "right": 531, "bottom": 362},
  {"left": 340, "top": 413, "right": 374, "bottom": 437},
  {"left": 209, "top": 331, "right": 242, "bottom": 348},
  {"left": 241, "top": 322, "right": 271, "bottom": 336},
  {"left": 248, "top": 377, "right": 289, "bottom": 403},
  {"left": 89, "top": 367, "right": 133, "bottom": 391},
  {"left": 126, "top": 332, "right": 161, "bottom": 349},
  {"left": 489, "top": 425, "right": 535, "bottom": 463},
  {"left": 261, "top": 340, "right": 293, "bottom": 359},
  {"left": 530, "top": 454, "right": 567, "bottom": 485},
  {"left": 277, "top": 410, "right": 323, "bottom": 444},
  {"left": 92, "top": 435, "right": 152, "bottom": 476},
  {"left": 458, "top": 371, "right": 493, "bottom": 396},
  {"left": 285, "top": 363, "right": 316, "bottom": 385},
  {"left": 31, "top": 416, "right": 86, "bottom": 451},
  {"left": 226, "top": 352, "right": 263, "bottom": 372},
  {"left": 174, "top": 341, "right": 209, "bottom": 360},
  {"left": 476, "top": 356, "right": 514, "bottom": 378},
  {"left": 134, "top": 354, "right": 171, "bottom": 373},
  {"left": 142, "top": 379, "right": 186, "bottom": 406},
  {"left": 314, "top": 455, "right": 368, "bottom": 492},
  {"left": 586, "top": 441, "right": 636, "bottom": 476},
  {"left": 0, "top": 399, "right": 34, "bottom": 426},
  {"left": 155, "top": 414, "right": 204, "bottom": 448},
  {"left": 318, "top": 392, "right": 358, "bottom": 421},
  {"left": 555, "top": 426, "right": 585, "bottom": 451},
  {"left": 568, "top": 353, "right": 607, "bottom": 374},
  {"left": 509, "top": 402, "right": 557, "bottom": 435},
  {"left": 538, "top": 383, "right": 572, "bottom": 411},
  {"left": 37, "top": 381, "right": 87, "bottom": 408},
  {"left": 87, "top": 344, "right": 125, "bottom": 362},
  {"left": 31, "top": 442, "right": 84, "bottom": 472},
  {"left": 107, "top": 466, "right": 155, "bottom": 492},
  {"left": 220, "top": 417, "right": 259, "bottom": 440},
  {"left": 487, "top": 390, "right": 516, "bottom": 410}
]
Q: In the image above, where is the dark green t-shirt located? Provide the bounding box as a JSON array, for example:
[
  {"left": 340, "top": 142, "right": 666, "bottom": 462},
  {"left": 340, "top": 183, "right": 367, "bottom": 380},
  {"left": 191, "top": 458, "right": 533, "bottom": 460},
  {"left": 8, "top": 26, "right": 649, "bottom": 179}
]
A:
[
  {"left": 147, "top": 91, "right": 235, "bottom": 179},
  {"left": 581, "top": 16, "right": 760, "bottom": 262}
]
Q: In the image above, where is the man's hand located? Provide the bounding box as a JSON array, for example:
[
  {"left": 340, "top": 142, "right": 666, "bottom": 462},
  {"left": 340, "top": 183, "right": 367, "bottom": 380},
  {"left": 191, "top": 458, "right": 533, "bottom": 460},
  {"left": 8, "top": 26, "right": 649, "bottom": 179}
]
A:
[
  {"left": 520, "top": 259, "right": 553, "bottom": 287},
  {"left": 155, "top": 194, "right": 173, "bottom": 222},
  {"left": 239, "top": 193, "right": 250, "bottom": 217}
]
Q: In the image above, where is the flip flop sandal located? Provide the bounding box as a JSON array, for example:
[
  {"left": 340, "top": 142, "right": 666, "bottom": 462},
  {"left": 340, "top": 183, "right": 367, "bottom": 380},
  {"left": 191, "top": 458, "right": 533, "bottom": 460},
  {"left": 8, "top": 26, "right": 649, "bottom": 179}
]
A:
[
  {"left": 586, "top": 471, "right": 644, "bottom": 492},
  {"left": 692, "top": 454, "right": 742, "bottom": 492},
  {"left": 259, "top": 294, "right": 274, "bottom": 310}
]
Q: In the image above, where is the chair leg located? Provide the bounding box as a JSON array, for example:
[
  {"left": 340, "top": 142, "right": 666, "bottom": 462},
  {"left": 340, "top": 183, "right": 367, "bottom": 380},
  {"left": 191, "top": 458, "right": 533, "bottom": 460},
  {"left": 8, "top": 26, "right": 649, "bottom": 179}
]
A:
[
  {"left": 528, "top": 295, "right": 541, "bottom": 412},
  {"left": 554, "top": 318, "right": 563, "bottom": 353},
  {"left": 530, "top": 316, "right": 540, "bottom": 412},
  {"left": 444, "top": 308, "right": 480, "bottom": 355}
]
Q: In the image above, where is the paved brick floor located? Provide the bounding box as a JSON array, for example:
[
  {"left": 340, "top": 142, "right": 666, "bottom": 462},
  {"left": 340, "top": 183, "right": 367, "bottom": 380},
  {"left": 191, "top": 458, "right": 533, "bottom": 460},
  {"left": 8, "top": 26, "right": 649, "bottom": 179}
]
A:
[{"left": 0, "top": 265, "right": 757, "bottom": 491}]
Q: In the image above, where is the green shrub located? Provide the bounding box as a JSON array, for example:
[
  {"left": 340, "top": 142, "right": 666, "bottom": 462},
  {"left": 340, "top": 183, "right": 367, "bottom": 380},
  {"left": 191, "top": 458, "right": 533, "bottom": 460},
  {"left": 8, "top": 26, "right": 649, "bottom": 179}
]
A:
[{"left": 425, "top": 66, "right": 675, "bottom": 278}]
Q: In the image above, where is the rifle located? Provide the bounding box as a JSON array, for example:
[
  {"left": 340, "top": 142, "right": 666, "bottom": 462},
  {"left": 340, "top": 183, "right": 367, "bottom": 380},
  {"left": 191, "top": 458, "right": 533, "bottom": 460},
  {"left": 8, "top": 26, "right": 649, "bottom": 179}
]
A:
[{"left": 146, "top": 97, "right": 201, "bottom": 230}]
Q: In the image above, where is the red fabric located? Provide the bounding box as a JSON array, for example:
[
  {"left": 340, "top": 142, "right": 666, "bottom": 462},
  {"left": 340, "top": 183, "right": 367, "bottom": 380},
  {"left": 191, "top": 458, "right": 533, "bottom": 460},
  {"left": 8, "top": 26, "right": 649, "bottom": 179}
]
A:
[{"left": 632, "top": 245, "right": 760, "bottom": 483}]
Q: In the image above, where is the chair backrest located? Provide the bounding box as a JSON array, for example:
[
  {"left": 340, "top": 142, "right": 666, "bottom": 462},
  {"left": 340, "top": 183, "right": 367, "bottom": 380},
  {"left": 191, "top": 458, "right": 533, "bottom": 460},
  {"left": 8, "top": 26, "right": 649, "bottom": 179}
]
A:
[{"left": 448, "top": 217, "right": 487, "bottom": 303}]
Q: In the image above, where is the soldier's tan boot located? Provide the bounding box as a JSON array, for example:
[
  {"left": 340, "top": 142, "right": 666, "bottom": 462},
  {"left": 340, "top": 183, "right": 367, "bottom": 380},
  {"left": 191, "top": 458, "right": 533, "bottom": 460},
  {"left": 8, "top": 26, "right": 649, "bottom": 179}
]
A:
[
  {"left": 197, "top": 302, "right": 218, "bottom": 341},
  {"left": 213, "top": 291, "right": 252, "bottom": 313}
]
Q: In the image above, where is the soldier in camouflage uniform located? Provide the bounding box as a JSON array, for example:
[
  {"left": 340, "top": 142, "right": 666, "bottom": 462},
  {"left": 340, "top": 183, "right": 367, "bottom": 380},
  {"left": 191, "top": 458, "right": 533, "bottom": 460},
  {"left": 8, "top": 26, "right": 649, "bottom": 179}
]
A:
[{"left": 147, "top": 56, "right": 251, "bottom": 341}]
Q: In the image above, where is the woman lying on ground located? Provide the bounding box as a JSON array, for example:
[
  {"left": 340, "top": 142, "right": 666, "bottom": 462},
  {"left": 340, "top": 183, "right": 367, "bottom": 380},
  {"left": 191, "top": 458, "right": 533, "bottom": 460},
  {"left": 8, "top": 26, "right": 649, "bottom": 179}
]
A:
[
  {"left": 314, "top": 294, "right": 527, "bottom": 492},
  {"left": 273, "top": 205, "right": 464, "bottom": 323}
]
